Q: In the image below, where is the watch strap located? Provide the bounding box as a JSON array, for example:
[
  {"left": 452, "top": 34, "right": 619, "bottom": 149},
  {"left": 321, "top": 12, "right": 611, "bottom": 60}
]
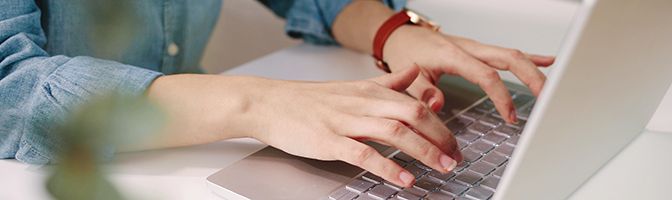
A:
[{"left": 372, "top": 10, "right": 411, "bottom": 73}]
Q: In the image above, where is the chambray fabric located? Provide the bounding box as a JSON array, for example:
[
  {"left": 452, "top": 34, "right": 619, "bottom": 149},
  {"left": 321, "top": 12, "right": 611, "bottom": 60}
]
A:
[{"left": 0, "top": 0, "right": 406, "bottom": 165}]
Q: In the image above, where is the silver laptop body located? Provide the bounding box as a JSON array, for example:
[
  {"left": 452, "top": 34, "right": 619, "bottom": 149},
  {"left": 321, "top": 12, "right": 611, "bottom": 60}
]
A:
[{"left": 207, "top": 0, "right": 672, "bottom": 199}]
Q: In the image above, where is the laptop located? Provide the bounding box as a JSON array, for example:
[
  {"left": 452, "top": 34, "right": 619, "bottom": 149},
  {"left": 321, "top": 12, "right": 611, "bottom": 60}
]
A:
[{"left": 206, "top": 0, "right": 672, "bottom": 199}]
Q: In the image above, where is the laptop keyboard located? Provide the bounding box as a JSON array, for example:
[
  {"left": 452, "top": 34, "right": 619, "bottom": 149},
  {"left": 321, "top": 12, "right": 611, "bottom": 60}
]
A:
[{"left": 329, "top": 93, "right": 535, "bottom": 200}]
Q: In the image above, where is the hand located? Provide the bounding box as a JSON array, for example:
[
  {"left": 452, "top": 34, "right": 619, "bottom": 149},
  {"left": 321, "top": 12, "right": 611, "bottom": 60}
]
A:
[
  {"left": 384, "top": 26, "right": 555, "bottom": 123},
  {"left": 246, "top": 66, "right": 462, "bottom": 187}
]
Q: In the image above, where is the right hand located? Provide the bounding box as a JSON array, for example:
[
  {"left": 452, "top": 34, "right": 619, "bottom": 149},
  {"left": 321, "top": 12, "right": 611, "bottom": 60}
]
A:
[{"left": 245, "top": 66, "right": 462, "bottom": 187}]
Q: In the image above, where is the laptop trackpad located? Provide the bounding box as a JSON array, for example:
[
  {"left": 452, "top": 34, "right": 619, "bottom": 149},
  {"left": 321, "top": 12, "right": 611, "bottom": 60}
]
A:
[{"left": 207, "top": 146, "right": 369, "bottom": 199}]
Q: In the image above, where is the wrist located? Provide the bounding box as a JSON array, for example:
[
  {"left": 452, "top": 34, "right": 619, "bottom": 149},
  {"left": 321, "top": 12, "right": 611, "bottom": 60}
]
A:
[{"left": 146, "top": 75, "right": 258, "bottom": 144}]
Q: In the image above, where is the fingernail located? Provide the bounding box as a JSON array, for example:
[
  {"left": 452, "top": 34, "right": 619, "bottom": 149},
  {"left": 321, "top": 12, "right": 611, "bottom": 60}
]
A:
[
  {"left": 440, "top": 154, "right": 457, "bottom": 171},
  {"left": 428, "top": 97, "right": 439, "bottom": 111},
  {"left": 509, "top": 107, "right": 518, "bottom": 124},
  {"left": 399, "top": 171, "right": 415, "bottom": 186}
]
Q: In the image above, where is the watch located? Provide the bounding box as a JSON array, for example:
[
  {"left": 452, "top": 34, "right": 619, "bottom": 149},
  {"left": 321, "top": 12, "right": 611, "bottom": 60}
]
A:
[{"left": 372, "top": 9, "right": 440, "bottom": 73}]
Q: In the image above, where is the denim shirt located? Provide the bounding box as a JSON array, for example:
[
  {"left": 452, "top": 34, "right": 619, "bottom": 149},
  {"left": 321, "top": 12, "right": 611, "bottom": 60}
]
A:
[{"left": 0, "top": 0, "right": 405, "bottom": 164}]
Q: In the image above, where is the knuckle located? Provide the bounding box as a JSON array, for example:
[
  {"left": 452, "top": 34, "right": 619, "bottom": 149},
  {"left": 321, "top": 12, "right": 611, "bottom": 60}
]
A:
[
  {"left": 387, "top": 121, "right": 406, "bottom": 138},
  {"left": 508, "top": 49, "right": 526, "bottom": 60},
  {"left": 383, "top": 121, "right": 406, "bottom": 137},
  {"left": 351, "top": 146, "right": 377, "bottom": 166},
  {"left": 407, "top": 102, "right": 428, "bottom": 122},
  {"left": 479, "top": 70, "right": 502, "bottom": 87}
]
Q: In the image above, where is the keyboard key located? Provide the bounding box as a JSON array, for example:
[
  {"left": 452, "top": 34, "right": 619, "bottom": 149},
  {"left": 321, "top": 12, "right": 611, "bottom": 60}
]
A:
[
  {"left": 355, "top": 193, "right": 376, "bottom": 200},
  {"left": 437, "top": 111, "right": 450, "bottom": 121},
  {"left": 467, "top": 122, "right": 493, "bottom": 135},
  {"left": 465, "top": 185, "right": 494, "bottom": 200},
  {"left": 493, "top": 167, "right": 506, "bottom": 178},
  {"left": 392, "top": 158, "right": 407, "bottom": 168},
  {"left": 405, "top": 164, "right": 428, "bottom": 179},
  {"left": 414, "top": 161, "right": 432, "bottom": 171},
  {"left": 482, "top": 152, "right": 508, "bottom": 166},
  {"left": 429, "top": 170, "right": 456, "bottom": 181},
  {"left": 482, "top": 132, "right": 507, "bottom": 144},
  {"left": 456, "top": 131, "right": 481, "bottom": 143},
  {"left": 517, "top": 103, "right": 535, "bottom": 120},
  {"left": 446, "top": 118, "right": 473, "bottom": 132},
  {"left": 512, "top": 94, "right": 534, "bottom": 108},
  {"left": 493, "top": 125, "right": 519, "bottom": 137},
  {"left": 506, "top": 135, "right": 520, "bottom": 146},
  {"left": 402, "top": 186, "right": 428, "bottom": 197},
  {"left": 439, "top": 181, "right": 469, "bottom": 196},
  {"left": 368, "top": 184, "right": 399, "bottom": 199},
  {"left": 457, "top": 138, "right": 469, "bottom": 150},
  {"left": 414, "top": 176, "right": 442, "bottom": 191},
  {"left": 462, "top": 148, "right": 482, "bottom": 163},
  {"left": 384, "top": 181, "right": 403, "bottom": 190},
  {"left": 346, "top": 178, "right": 375, "bottom": 193},
  {"left": 459, "top": 111, "right": 483, "bottom": 121},
  {"left": 394, "top": 152, "right": 415, "bottom": 163},
  {"left": 469, "top": 140, "right": 496, "bottom": 154},
  {"left": 425, "top": 191, "right": 455, "bottom": 200},
  {"left": 478, "top": 115, "right": 502, "bottom": 127},
  {"left": 330, "top": 187, "right": 358, "bottom": 200},
  {"left": 480, "top": 176, "right": 500, "bottom": 191},
  {"left": 454, "top": 161, "right": 469, "bottom": 172},
  {"left": 470, "top": 161, "right": 497, "bottom": 176},
  {"left": 339, "top": 191, "right": 359, "bottom": 200},
  {"left": 455, "top": 170, "right": 482, "bottom": 186},
  {"left": 506, "top": 121, "right": 526, "bottom": 130},
  {"left": 394, "top": 190, "right": 422, "bottom": 200},
  {"left": 494, "top": 143, "right": 515, "bottom": 157},
  {"left": 361, "top": 172, "right": 382, "bottom": 184}
]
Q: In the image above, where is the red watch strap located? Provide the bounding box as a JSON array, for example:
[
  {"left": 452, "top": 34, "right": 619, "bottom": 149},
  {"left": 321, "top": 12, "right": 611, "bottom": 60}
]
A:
[{"left": 373, "top": 10, "right": 411, "bottom": 73}]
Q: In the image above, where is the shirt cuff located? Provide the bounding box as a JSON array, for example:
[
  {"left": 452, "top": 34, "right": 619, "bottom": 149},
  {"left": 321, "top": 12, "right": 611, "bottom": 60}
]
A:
[
  {"left": 285, "top": 0, "right": 407, "bottom": 45},
  {"left": 15, "top": 56, "right": 162, "bottom": 165}
]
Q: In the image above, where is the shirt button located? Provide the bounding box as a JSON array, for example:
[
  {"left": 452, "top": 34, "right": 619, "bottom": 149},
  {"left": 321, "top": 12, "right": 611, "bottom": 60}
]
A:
[{"left": 167, "top": 42, "right": 179, "bottom": 56}]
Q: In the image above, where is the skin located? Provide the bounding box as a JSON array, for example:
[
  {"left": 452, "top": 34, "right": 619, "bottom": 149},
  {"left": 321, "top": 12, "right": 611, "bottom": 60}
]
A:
[{"left": 127, "top": 0, "right": 555, "bottom": 187}]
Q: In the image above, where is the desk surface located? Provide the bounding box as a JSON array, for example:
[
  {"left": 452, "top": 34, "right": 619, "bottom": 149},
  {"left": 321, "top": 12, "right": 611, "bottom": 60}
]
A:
[{"left": 2, "top": 0, "right": 672, "bottom": 199}]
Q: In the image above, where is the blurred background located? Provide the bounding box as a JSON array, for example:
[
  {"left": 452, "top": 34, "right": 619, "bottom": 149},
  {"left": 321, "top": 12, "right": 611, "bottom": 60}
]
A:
[{"left": 200, "top": 0, "right": 581, "bottom": 74}]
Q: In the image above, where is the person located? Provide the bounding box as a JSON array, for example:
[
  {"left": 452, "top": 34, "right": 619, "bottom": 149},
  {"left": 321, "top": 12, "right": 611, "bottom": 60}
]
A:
[{"left": 0, "top": 0, "right": 554, "bottom": 187}]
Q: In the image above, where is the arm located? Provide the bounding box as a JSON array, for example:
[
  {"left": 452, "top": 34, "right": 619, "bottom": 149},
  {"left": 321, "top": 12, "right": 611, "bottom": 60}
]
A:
[
  {"left": 143, "top": 67, "right": 461, "bottom": 187},
  {"left": 332, "top": 0, "right": 556, "bottom": 123},
  {"left": 0, "top": 0, "right": 161, "bottom": 164}
]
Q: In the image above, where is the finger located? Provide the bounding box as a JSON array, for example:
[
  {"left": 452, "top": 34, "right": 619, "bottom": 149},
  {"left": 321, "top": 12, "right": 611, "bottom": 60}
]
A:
[
  {"left": 449, "top": 53, "right": 518, "bottom": 124},
  {"left": 340, "top": 117, "right": 457, "bottom": 173},
  {"left": 334, "top": 137, "right": 415, "bottom": 187},
  {"left": 406, "top": 69, "right": 445, "bottom": 112},
  {"left": 369, "top": 65, "right": 420, "bottom": 92},
  {"left": 499, "top": 50, "right": 547, "bottom": 96},
  {"left": 361, "top": 99, "right": 462, "bottom": 161},
  {"left": 461, "top": 45, "right": 547, "bottom": 96},
  {"left": 527, "top": 54, "right": 555, "bottom": 67}
]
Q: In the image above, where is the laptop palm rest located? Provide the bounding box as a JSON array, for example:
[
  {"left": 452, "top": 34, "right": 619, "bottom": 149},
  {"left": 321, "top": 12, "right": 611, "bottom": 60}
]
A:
[{"left": 207, "top": 146, "right": 369, "bottom": 199}]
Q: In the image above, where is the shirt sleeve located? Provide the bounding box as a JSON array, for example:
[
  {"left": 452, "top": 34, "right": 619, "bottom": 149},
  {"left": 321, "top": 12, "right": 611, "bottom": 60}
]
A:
[
  {"left": 259, "top": 0, "right": 407, "bottom": 45},
  {"left": 0, "top": 0, "right": 162, "bottom": 165}
]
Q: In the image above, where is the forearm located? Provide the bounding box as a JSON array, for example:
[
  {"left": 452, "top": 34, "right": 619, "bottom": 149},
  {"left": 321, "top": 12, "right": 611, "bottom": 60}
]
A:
[
  {"left": 332, "top": 0, "right": 395, "bottom": 54},
  {"left": 120, "top": 74, "right": 259, "bottom": 151}
]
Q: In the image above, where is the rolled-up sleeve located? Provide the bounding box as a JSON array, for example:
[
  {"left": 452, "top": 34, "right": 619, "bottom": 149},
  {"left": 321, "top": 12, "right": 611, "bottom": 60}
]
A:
[
  {"left": 0, "top": 0, "right": 161, "bottom": 164},
  {"left": 259, "top": 0, "right": 407, "bottom": 45}
]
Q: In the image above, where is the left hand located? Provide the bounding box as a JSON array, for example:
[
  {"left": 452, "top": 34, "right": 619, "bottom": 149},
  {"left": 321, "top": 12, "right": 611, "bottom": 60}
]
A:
[{"left": 383, "top": 25, "right": 555, "bottom": 123}]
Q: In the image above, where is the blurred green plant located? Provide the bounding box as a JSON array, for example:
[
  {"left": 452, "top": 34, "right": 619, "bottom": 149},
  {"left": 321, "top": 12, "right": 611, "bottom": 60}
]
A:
[{"left": 46, "top": 94, "right": 165, "bottom": 200}]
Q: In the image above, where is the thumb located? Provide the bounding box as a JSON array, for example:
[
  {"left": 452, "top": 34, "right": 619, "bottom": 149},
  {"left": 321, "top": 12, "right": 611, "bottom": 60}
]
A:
[{"left": 369, "top": 65, "right": 420, "bottom": 92}]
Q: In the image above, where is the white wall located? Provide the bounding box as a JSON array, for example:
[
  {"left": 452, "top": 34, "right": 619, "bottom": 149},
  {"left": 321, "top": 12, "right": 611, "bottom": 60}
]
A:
[{"left": 200, "top": 0, "right": 299, "bottom": 74}]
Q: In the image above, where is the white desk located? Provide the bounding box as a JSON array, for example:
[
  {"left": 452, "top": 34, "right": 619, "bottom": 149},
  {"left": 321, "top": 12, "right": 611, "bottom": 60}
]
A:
[{"left": 2, "top": 0, "right": 671, "bottom": 199}]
